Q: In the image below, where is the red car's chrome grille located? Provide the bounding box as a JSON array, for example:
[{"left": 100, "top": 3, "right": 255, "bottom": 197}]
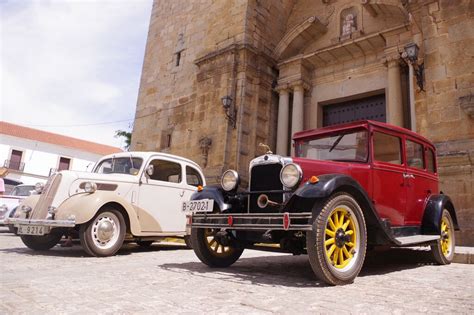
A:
[{"left": 31, "top": 173, "right": 62, "bottom": 220}]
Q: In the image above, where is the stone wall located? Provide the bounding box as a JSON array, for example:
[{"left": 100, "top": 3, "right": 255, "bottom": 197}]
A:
[{"left": 413, "top": 0, "right": 474, "bottom": 245}]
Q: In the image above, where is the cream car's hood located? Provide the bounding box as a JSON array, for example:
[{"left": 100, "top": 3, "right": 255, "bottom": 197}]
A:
[{"left": 40, "top": 170, "right": 138, "bottom": 209}]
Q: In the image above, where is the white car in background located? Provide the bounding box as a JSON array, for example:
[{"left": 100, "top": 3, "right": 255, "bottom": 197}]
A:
[
  {"left": 0, "top": 184, "right": 37, "bottom": 232},
  {"left": 8, "top": 152, "right": 206, "bottom": 257}
]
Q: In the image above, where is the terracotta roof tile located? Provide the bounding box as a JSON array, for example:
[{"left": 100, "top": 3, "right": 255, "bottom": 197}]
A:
[{"left": 0, "top": 121, "right": 123, "bottom": 156}]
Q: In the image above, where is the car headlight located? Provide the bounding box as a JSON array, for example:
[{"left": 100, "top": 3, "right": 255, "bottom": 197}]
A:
[
  {"left": 221, "top": 170, "right": 239, "bottom": 191},
  {"left": 280, "top": 163, "right": 303, "bottom": 189},
  {"left": 83, "top": 182, "right": 97, "bottom": 193},
  {"left": 35, "top": 182, "right": 44, "bottom": 194}
]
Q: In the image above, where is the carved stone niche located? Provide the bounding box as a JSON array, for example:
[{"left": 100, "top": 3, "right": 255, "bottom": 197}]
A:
[
  {"left": 459, "top": 93, "right": 474, "bottom": 118},
  {"left": 199, "top": 136, "right": 212, "bottom": 168},
  {"left": 339, "top": 7, "right": 362, "bottom": 41}
]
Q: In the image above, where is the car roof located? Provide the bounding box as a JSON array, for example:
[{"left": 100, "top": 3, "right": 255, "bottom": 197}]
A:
[
  {"left": 99, "top": 151, "right": 202, "bottom": 169},
  {"left": 293, "top": 120, "right": 434, "bottom": 147}
]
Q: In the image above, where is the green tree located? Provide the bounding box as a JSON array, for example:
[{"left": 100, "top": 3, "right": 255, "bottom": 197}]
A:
[{"left": 115, "top": 130, "right": 132, "bottom": 151}]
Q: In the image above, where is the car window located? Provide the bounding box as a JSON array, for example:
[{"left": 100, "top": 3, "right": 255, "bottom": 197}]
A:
[
  {"left": 148, "top": 159, "right": 182, "bottom": 183},
  {"left": 11, "top": 185, "right": 35, "bottom": 196},
  {"left": 373, "top": 132, "right": 402, "bottom": 165},
  {"left": 297, "top": 130, "right": 368, "bottom": 162},
  {"left": 186, "top": 166, "right": 203, "bottom": 187},
  {"left": 95, "top": 157, "right": 143, "bottom": 175},
  {"left": 426, "top": 148, "right": 436, "bottom": 173},
  {"left": 406, "top": 140, "right": 424, "bottom": 170}
]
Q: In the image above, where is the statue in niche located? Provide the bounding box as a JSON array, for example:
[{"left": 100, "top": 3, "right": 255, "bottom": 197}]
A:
[{"left": 341, "top": 13, "right": 357, "bottom": 36}]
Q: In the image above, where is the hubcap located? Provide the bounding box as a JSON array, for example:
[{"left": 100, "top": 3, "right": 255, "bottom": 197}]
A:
[
  {"left": 324, "top": 206, "right": 359, "bottom": 270},
  {"left": 97, "top": 220, "right": 114, "bottom": 242},
  {"left": 440, "top": 216, "right": 452, "bottom": 257},
  {"left": 91, "top": 213, "right": 119, "bottom": 249},
  {"left": 204, "top": 229, "right": 234, "bottom": 257}
]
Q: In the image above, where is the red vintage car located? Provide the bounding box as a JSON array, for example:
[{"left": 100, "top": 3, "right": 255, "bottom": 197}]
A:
[{"left": 185, "top": 120, "right": 458, "bottom": 285}]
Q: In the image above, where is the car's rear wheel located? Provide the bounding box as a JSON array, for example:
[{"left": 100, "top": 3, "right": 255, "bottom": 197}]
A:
[
  {"left": 80, "top": 208, "right": 126, "bottom": 257},
  {"left": 306, "top": 193, "right": 367, "bottom": 285},
  {"left": 430, "top": 209, "right": 455, "bottom": 264},
  {"left": 20, "top": 232, "right": 63, "bottom": 251},
  {"left": 191, "top": 228, "right": 243, "bottom": 267}
]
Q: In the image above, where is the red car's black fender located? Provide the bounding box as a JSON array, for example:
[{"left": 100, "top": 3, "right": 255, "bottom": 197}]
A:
[
  {"left": 285, "top": 174, "right": 396, "bottom": 245},
  {"left": 421, "top": 194, "right": 459, "bottom": 234}
]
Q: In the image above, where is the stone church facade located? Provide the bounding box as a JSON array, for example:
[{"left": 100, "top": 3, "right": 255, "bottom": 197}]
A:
[{"left": 131, "top": 0, "right": 473, "bottom": 245}]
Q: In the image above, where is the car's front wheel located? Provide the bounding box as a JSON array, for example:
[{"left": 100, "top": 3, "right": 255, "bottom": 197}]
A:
[
  {"left": 20, "top": 232, "right": 63, "bottom": 251},
  {"left": 306, "top": 193, "right": 367, "bottom": 285},
  {"left": 191, "top": 228, "right": 243, "bottom": 267},
  {"left": 430, "top": 209, "right": 455, "bottom": 264},
  {"left": 80, "top": 208, "right": 126, "bottom": 257}
]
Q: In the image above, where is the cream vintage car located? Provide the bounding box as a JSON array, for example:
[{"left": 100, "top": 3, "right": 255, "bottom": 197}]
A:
[{"left": 7, "top": 152, "right": 205, "bottom": 257}]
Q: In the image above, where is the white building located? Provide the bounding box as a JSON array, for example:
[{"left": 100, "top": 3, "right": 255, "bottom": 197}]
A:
[{"left": 0, "top": 121, "right": 122, "bottom": 185}]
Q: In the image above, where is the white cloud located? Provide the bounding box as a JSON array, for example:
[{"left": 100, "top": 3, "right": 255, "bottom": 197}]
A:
[{"left": 0, "top": 0, "right": 153, "bottom": 148}]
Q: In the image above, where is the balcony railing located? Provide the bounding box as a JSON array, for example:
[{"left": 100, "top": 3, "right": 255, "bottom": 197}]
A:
[{"left": 4, "top": 159, "right": 25, "bottom": 172}]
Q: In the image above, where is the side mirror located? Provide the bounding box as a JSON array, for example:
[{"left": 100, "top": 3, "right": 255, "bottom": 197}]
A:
[
  {"left": 129, "top": 168, "right": 139, "bottom": 175},
  {"left": 146, "top": 165, "right": 154, "bottom": 176}
]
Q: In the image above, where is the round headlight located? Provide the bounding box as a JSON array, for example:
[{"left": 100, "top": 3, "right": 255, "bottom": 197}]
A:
[
  {"left": 34, "top": 182, "right": 44, "bottom": 194},
  {"left": 280, "top": 163, "right": 303, "bottom": 189},
  {"left": 83, "top": 182, "right": 97, "bottom": 193},
  {"left": 221, "top": 170, "right": 239, "bottom": 192}
]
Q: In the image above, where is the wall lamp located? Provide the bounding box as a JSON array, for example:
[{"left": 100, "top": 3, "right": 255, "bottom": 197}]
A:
[
  {"left": 403, "top": 43, "right": 424, "bottom": 91},
  {"left": 221, "top": 95, "right": 237, "bottom": 128}
]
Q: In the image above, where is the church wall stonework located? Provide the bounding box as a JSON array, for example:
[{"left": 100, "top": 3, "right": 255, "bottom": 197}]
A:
[{"left": 133, "top": 0, "right": 473, "bottom": 245}]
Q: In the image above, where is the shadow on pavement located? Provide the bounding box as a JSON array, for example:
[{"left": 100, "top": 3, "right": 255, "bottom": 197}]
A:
[
  {"left": 160, "top": 247, "right": 436, "bottom": 287},
  {"left": 0, "top": 240, "right": 189, "bottom": 258},
  {"left": 160, "top": 253, "right": 325, "bottom": 288}
]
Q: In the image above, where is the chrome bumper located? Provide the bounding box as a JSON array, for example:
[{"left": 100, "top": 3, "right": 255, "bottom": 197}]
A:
[{"left": 6, "top": 217, "right": 76, "bottom": 228}]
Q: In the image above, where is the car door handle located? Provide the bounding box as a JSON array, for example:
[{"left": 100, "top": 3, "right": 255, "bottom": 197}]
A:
[{"left": 179, "top": 190, "right": 184, "bottom": 197}]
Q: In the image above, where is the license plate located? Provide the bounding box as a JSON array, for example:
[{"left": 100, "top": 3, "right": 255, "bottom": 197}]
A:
[
  {"left": 182, "top": 199, "right": 214, "bottom": 213},
  {"left": 18, "top": 225, "right": 50, "bottom": 236}
]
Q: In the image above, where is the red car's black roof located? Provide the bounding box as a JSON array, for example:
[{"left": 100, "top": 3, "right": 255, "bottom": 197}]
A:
[{"left": 293, "top": 120, "right": 434, "bottom": 147}]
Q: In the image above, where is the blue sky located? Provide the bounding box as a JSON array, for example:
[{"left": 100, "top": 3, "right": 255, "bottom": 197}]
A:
[{"left": 0, "top": 0, "right": 153, "bottom": 148}]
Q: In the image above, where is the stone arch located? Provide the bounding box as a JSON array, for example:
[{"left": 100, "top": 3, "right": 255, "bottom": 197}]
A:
[{"left": 273, "top": 16, "right": 327, "bottom": 61}]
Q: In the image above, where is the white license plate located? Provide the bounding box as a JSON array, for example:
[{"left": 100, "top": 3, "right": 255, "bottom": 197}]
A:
[
  {"left": 182, "top": 199, "right": 214, "bottom": 213},
  {"left": 18, "top": 225, "right": 50, "bottom": 236}
]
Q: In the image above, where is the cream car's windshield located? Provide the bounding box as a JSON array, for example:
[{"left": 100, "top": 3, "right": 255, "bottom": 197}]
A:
[
  {"left": 296, "top": 130, "right": 368, "bottom": 162},
  {"left": 94, "top": 157, "right": 143, "bottom": 175}
]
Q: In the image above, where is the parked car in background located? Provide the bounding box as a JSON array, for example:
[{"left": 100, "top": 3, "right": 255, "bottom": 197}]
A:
[
  {"left": 186, "top": 120, "right": 459, "bottom": 285},
  {"left": 1, "top": 184, "right": 36, "bottom": 233},
  {"left": 8, "top": 152, "right": 206, "bottom": 257}
]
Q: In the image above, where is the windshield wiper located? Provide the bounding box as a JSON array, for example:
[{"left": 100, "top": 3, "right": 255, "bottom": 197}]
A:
[{"left": 329, "top": 134, "right": 344, "bottom": 152}]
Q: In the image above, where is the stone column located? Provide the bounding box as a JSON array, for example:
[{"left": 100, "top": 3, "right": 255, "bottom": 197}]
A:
[
  {"left": 408, "top": 63, "right": 417, "bottom": 131},
  {"left": 386, "top": 58, "right": 404, "bottom": 127},
  {"left": 276, "top": 89, "right": 290, "bottom": 155},
  {"left": 291, "top": 85, "right": 305, "bottom": 155}
]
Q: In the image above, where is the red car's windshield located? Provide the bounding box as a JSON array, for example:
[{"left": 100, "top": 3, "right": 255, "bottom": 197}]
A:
[{"left": 296, "top": 130, "right": 368, "bottom": 162}]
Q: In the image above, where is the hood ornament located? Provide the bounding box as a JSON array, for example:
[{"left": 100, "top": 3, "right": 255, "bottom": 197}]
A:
[{"left": 258, "top": 143, "right": 273, "bottom": 154}]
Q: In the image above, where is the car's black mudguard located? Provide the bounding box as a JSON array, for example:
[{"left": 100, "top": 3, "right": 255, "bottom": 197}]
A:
[
  {"left": 190, "top": 186, "right": 230, "bottom": 212},
  {"left": 422, "top": 194, "right": 460, "bottom": 235},
  {"left": 285, "top": 174, "right": 397, "bottom": 245}
]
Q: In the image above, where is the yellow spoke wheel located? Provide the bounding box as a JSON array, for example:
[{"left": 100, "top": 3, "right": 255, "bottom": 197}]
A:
[
  {"left": 191, "top": 227, "right": 244, "bottom": 268},
  {"left": 324, "top": 207, "right": 357, "bottom": 269},
  {"left": 204, "top": 229, "right": 234, "bottom": 258},
  {"left": 431, "top": 209, "right": 455, "bottom": 265},
  {"left": 306, "top": 193, "right": 367, "bottom": 286}
]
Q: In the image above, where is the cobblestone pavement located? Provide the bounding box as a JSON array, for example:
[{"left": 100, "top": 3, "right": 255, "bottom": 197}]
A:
[{"left": 0, "top": 227, "right": 473, "bottom": 314}]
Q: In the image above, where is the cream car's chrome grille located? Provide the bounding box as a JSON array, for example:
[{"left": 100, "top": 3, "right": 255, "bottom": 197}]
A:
[{"left": 31, "top": 173, "right": 62, "bottom": 220}]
